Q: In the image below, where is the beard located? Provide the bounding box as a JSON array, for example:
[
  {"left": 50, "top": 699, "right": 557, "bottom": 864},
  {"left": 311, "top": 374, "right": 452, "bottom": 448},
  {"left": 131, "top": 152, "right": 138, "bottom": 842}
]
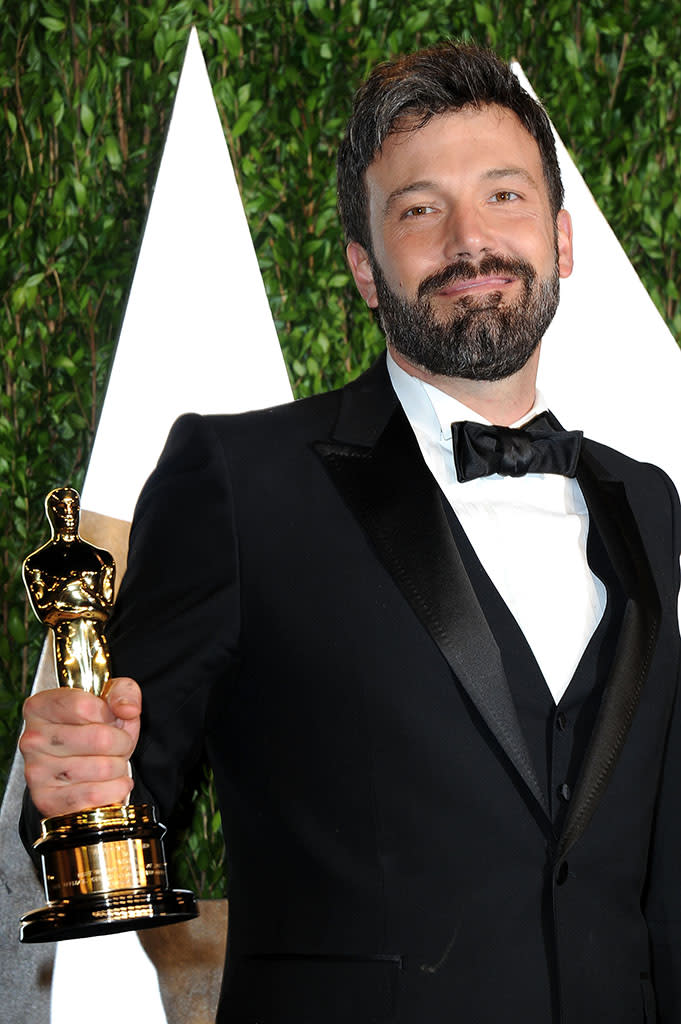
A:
[{"left": 371, "top": 252, "right": 560, "bottom": 382}]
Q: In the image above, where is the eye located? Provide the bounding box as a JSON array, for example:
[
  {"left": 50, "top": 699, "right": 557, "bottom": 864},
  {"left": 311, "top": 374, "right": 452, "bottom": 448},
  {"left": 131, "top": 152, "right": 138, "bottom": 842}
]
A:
[
  {"left": 490, "top": 190, "right": 519, "bottom": 203},
  {"left": 403, "top": 204, "right": 436, "bottom": 218}
]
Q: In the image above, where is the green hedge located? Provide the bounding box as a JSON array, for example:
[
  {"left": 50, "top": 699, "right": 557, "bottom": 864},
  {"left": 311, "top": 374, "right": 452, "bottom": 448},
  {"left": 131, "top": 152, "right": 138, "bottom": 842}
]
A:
[{"left": 2, "top": 0, "right": 679, "bottom": 896}]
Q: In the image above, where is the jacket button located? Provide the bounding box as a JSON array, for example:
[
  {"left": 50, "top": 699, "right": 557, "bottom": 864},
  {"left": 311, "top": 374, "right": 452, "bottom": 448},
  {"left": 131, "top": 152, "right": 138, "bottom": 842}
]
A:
[
  {"left": 558, "top": 782, "right": 571, "bottom": 802},
  {"left": 556, "top": 712, "right": 568, "bottom": 731},
  {"left": 556, "top": 862, "right": 569, "bottom": 885}
]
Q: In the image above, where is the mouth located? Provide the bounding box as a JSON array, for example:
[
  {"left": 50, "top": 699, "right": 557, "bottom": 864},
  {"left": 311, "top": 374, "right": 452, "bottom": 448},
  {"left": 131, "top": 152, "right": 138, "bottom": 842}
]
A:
[{"left": 436, "top": 275, "right": 516, "bottom": 298}]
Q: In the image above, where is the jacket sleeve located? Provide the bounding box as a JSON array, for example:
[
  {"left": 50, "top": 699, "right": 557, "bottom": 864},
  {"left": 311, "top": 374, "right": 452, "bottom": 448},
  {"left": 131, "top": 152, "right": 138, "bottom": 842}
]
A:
[
  {"left": 108, "top": 412, "right": 241, "bottom": 826},
  {"left": 642, "top": 467, "right": 681, "bottom": 1021}
]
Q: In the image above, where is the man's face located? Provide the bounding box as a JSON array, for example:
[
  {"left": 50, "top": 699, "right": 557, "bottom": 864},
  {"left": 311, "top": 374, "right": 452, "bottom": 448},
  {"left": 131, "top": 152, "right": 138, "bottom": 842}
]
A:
[{"left": 347, "top": 105, "right": 573, "bottom": 381}]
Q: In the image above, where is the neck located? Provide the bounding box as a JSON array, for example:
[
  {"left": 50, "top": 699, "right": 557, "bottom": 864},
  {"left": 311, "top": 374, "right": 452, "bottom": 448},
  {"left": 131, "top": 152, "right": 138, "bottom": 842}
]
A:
[{"left": 388, "top": 344, "right": 540, "bottom": 426}]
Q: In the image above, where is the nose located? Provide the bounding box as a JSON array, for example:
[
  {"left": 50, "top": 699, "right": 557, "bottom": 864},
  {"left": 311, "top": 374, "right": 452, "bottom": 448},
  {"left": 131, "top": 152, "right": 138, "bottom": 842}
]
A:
[{"left": 442, "top": 203, "right": 493, "bottom": 261}]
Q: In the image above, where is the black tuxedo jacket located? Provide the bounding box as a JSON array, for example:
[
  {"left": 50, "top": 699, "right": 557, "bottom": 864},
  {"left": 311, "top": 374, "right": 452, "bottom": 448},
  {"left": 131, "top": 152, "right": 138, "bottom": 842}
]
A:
[{"left": 108, "top": 356, "right": 681, "bottom": 1024}]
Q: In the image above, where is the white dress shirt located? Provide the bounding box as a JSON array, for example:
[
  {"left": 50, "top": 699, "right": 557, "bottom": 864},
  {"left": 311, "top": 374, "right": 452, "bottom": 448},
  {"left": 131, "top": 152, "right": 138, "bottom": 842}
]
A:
[{"left": 386, "top": 351, "right": 607, "bottom": 703}]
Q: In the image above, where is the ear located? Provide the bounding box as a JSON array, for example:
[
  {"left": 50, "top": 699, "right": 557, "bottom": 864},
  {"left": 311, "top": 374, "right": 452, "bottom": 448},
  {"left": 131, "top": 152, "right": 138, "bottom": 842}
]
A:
[
  {"left": 556, "top": 209, "right": 574, "bottom": 279},
  {"left": 346, "top": 241, "right": 378, "bottom": 308}
]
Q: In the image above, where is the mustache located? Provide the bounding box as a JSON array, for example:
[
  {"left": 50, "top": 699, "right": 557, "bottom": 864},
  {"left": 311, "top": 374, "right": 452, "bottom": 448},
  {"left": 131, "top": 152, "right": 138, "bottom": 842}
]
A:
[{"left": 416, "top": 255, "right": 536, "bottom": 301}]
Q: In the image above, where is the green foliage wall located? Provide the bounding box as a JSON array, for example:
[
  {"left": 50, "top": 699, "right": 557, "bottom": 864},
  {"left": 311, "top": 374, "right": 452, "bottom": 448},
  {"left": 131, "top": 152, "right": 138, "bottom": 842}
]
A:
[{"left": 2, "top": 0, "right": 679, "bottom": 895}]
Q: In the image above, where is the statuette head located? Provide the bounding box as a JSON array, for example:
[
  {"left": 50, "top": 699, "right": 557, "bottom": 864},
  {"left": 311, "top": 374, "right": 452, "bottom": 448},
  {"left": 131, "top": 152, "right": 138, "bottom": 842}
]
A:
[{"left": 45, "top": 487, "right": 80, "bottom": 536}]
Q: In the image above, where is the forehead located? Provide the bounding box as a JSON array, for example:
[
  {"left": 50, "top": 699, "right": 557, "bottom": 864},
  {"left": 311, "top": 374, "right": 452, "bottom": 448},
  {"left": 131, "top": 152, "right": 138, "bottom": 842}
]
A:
[
  {"left": 366, "top": 104, "right": 545, "bottom": 201},
  {"left": 50, "top": 490, "right": 76, "bottom": 509}
]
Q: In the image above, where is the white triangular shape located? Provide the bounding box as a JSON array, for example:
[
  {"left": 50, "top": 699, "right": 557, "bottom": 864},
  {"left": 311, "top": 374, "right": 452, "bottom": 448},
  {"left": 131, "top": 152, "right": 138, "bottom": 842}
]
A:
[
  {"left": 81, "top": 28, "right": 292, "bottom": 524},
  {"left": 513, "top": 64, "right": 680, "bottom": 492}
]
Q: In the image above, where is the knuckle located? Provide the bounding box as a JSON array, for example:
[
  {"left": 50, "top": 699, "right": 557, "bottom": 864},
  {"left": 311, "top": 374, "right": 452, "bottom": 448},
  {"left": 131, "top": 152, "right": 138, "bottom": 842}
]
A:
[
  {"left": 23, "top": 762, "right": 43, "bottom": 789},
  {"left": 24, "top": 688, "right": 57, "bottom": 712},
  {"left": 22, "top": 694, "right": 36, "bottom": 719},
  {"left": 19, "top": 726, "right": 41, "bottom": 754},
  {"left": 90, "top": 726, "right": 118, "bottom": 756},
  {"left": 51, "top": 688, "right": 102, "bottom": 724},
  {"left": 61, "top": 690, "right": 95, "bottom": 720},
  {"left": 80, "top": 781, "right": 125, "bottom": 810},
  {"left": 78, "top": 784, "right": 103, "bottom": 811},
  {"left": 92, "top": 757, "right": 122, "bottom": 782},
  {"left": 61, "top": 788, "right": 88, "bottom": 813}
]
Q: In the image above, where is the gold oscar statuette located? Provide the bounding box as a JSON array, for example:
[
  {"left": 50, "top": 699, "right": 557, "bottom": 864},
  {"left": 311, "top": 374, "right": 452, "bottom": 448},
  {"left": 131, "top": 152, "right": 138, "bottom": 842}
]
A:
[{"left": 20, "top": 487, "right": 198, "bottom": 943}]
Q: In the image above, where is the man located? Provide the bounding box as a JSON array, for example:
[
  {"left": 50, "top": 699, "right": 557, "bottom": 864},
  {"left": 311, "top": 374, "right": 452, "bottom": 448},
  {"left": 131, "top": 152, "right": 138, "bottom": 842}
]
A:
[{"left": 20, "top": 42, "right": 681, "bottom": 1023}]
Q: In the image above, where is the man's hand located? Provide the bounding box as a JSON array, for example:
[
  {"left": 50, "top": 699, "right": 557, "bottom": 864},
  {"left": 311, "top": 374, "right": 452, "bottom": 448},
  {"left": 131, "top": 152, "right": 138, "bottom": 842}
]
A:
[{"left": 20, "top": 677, "right": 141, "bottom": 818}]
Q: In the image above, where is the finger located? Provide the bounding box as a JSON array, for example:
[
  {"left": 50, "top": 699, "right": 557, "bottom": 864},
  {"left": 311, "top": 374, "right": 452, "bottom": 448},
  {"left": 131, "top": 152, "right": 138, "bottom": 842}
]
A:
[
  {"left": 20, "top": 719, "right": 137, "bottom": 761},
  {"left": 24, "top": 751, "right": 132, "bottom": 790},
  {"left": 29, "top": 776, "right": 135, "bottom": 819},
  {"left": 23, "top": 687, "right": 116, "bottom": 727}
]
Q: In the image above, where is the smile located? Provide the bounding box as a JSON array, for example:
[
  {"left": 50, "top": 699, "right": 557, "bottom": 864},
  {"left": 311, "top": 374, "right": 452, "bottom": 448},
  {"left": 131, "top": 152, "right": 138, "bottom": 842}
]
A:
[{"left": 436, "top": 276, "right": 516, "bottom": 297}]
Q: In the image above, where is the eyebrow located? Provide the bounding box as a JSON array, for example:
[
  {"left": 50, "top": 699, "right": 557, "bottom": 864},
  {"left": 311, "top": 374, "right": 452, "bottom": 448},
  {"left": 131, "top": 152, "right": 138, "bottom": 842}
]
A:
[
  {"left": 383, "top": 180, "right": 438, "bottom": 216},
  {"left": 482, "top": 167, "right": 539, "bottom": 188},
  {"left": 383, "top": 167, "right": 540, "bottom": 216}
]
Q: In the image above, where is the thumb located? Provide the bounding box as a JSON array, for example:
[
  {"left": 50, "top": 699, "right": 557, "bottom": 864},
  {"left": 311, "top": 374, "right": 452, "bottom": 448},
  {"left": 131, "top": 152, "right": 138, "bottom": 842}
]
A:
[
  {"left": 104, "top": 676, "right": 142, "bottom": 753},
  {"left": 103, "top": 676, "right": 142, "bottom": 721}
]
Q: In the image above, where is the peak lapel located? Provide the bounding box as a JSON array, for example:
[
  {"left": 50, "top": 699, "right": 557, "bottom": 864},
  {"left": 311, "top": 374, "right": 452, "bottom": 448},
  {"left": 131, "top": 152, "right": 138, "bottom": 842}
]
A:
[
  {"left": 557, "top": 445, "right": 661, "bottom": 860},
  {"left": 314, "top": 377, "right": 548, "bottom": 819}
]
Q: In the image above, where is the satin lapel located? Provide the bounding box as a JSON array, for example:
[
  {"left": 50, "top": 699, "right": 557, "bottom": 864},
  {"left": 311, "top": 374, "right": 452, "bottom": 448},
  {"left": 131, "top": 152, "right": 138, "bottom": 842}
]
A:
[
  {"left": 314, "top": 397, "right": 548, "bottom": 818},
  {"left": 557, "top": 445, "right": 661, "bottom": 860}
]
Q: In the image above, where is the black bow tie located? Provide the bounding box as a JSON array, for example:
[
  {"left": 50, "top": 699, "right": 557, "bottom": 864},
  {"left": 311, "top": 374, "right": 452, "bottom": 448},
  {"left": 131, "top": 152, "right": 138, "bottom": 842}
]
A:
[{"left": 451, "top": 411, "right": 583, "bottom": 482}]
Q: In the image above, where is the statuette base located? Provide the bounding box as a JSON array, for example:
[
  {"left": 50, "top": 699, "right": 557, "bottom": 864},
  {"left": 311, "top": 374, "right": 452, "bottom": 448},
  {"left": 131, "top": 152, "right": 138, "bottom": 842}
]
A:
[{"left": 20, "top": 803, "right": 198, "bottom": 943}]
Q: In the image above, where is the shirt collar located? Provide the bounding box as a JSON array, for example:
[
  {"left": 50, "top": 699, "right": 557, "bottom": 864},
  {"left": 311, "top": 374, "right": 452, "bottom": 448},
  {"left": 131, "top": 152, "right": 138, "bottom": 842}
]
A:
[{"left": 386, "top": 349, "right": 549, "bottom": 444}]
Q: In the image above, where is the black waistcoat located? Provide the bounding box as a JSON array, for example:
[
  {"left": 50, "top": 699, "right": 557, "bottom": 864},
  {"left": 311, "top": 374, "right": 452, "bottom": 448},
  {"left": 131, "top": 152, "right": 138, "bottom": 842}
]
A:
[{"left": 443, "top": 497, "right": 626, "bottom": 828}]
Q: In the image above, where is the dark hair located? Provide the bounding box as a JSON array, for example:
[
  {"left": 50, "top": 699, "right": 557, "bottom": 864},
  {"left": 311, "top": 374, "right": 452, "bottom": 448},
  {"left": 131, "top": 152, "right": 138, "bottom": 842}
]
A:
[{"left": 337, "top": 42, "right": 564, "bottom": 250}]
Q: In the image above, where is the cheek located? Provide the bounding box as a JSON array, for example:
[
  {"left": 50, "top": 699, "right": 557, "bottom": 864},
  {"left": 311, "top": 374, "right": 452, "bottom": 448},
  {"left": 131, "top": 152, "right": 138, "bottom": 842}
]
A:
[
  {"left": 375, "top": 245, "right": 413, "bottom": 293},
  {"left": 516, "top": 218, "right": 559, "bottom": 264},
  {"left": 386, "top": 241, "right": 443, "bottom": 293}
]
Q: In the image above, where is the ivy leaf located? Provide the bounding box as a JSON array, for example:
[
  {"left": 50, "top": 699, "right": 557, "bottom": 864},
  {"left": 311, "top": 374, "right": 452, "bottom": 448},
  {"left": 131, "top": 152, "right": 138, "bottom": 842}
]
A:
[
  {"left": 80, "top": 104, "right": 95, "bottom": 136},
  {"left": 39, "top": 17, "right": 66, "bottom": 32},
  {"left": 564, "top": 37, "right": 580, "bottom": 67},
  {"left": 104, "top": 135, "right": 122, "bottom": 168},
  {"left": 73, "top": 178, "right": 87, "bottom": 206},
  {"left": 8, "top": 608, "right": 26, "bottom": 645}
]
